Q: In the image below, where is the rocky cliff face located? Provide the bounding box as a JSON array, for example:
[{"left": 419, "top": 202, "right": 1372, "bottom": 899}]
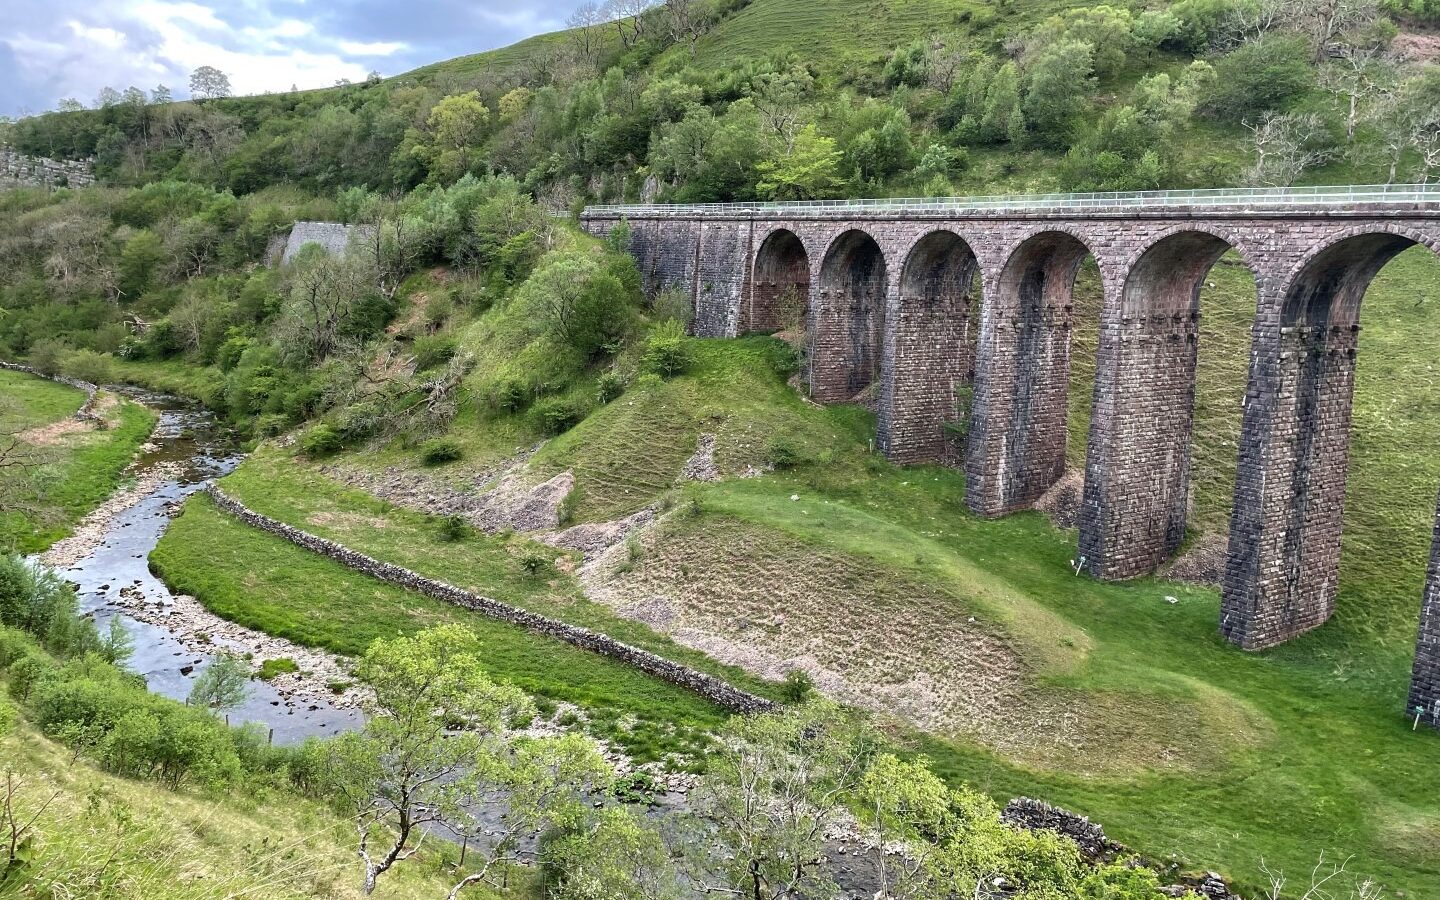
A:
[{"left": 1, "top": 149, "right": 96, "bottom": 189}]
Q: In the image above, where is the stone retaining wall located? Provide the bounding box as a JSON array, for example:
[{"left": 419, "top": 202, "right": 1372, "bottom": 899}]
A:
[
  {"left": 203, "top": 484, "right": 777, "bottom": 715},
  {"left": 0, "top": 360, "right": 105, "bottom": 426},
  {"left": 0, "top": 149, "right": 95, "bottom": 190}
]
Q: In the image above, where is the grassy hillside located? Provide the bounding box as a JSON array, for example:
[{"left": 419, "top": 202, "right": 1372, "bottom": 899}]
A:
[
  {"left": 0, "top": 370, "right": 156, "bottom": 552},
  {"left": 134, "top": 232, "right": 1440, "bottom": 892},
  {"left": 0, "top": 713, "right": 508, "bottom": 898}
]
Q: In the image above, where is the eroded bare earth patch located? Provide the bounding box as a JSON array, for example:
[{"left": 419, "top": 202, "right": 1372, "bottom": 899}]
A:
[{"left": 585, "top": 513, "right": 1271, "bottom": 775}]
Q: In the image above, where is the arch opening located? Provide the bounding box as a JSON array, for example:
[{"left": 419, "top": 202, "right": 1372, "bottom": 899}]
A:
[
  {"left": 966, "top": 231, "right": 1092, "bottom": 517},
  {"left": 879, "top": 231, "right": 979, "bottom": 464},
  {"left": 1224, "top": 231, "right": 1431, "bottom": 652},
  {"left": 811, "top": 230, "right": 888, "bottom": 403},
  {"left": 1079, "top": 231, "right": 1242, "bottom": 580},
  {"left": 746, "top": 229, "right": 810, "bottom": 335}
]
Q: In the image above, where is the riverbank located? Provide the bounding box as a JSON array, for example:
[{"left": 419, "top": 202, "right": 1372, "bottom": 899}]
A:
[{"left": 0, "top": 368, "right": 157, "bottom": 552}]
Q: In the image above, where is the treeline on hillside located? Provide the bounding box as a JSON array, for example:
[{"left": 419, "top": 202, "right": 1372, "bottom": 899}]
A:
[
  {"left": 5, "top": 0, "right": 1440, "bottom": 203},
  {"left": 0, "top": 172, "right": 688, "bottom": 453}
]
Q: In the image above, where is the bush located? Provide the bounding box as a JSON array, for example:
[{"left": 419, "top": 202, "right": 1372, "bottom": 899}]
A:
[
  {"left": 781, "top": 668, "right": 815, "bottom": 703},
  {"left": 438, "top": 514, "right": 471, "bottom": 543},
  {"left": 1204, "top": 35, "right": 1313, "bottom": 118},
  {"left": 641, "top": 320, "right": 693, "bottom": 378},
  {"left": 492, "top": 379, "right": 530, "bottom": 413},
  {"left": 0, "top": 692, "right": 14, "bottom": 737},
  {"left": 412, "top": 334, "right": 458, "bottom": 371},
  {"left": 520, "top": 552, "right": 551, "bottom": 576},
  {"left": 62, "top": 348, "right": 114, "bottom": 385},
  {"left": 300, "top": 423, "right": 343, "bottom": 457},
  {"left": 765, "top": 436, "right": 804, "bottom": 470},
  {"left": 597, "top": 371, "right": 627, "bottom": 404},
  {"left": 256, "top": 657, "right": 300, "bottom": 680},
  {"left": 420, "top": 437, "right": 463, "bottom": 466},
  {"left": 534, "top": 397, "right": 585, "bottom": 435}
]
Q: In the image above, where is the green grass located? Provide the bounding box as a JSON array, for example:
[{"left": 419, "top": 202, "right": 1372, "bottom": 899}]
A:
[
  {"left": 0, "top": 370, "right": 156, "bottom": 552},
  {"left": 151, "top": 492, "right": 740, "bottom": 765},
  {"left": 216, "top": 446, "right": 781, "bottom": 702},
  {"left": 384, "top": 247, "right": 1440, "bottom": 890}
]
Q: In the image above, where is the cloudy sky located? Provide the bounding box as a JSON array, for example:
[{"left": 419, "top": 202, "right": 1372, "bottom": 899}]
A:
[{"left": 1, "top": 0, "right": 573, "bottom": 118}]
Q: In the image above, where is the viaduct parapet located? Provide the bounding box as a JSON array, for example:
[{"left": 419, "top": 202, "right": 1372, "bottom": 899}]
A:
[{"left": 581, "top": 185, "right": 1440, "bottom": 724}]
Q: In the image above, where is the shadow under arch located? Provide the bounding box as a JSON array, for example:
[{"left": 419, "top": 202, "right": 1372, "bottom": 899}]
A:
[
  {"left": 745, "top": 229, "right": 810, "bottom": 335},
  {"left": 1223, "top": 228, "right": 1439, "bottom": 651},
  {"left": 878, "top": 230, "right": 980, "bottom": 464},
  {"left": 965, "top": 230, "right": 1093, "bottom": 518},
  {"left": 810, "top": 230, "right": 888, "bottom": 403},
  {"left": 1079, "top": 230, "right": 1249, "bottom": 580}
]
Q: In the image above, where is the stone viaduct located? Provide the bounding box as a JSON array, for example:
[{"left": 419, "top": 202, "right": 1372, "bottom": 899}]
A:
[{"left": 583, "top": 185, "right": 1440, "bottom": 727}]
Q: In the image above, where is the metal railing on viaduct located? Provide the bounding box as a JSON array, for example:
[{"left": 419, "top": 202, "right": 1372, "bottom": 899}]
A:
[{"left": 581, "top": 184, "right": 1440, "bottom": 729}]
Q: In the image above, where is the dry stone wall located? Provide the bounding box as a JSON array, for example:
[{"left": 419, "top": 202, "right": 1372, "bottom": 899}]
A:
[
  {"left": 583, "top": 205, "right": 1440, "bottom": 675},
  {"left": 0, "top": 360, "right": 105, "bottom": 425},
  {"left": 203, "top": 485, "right": 776, "bottom": 715},
  {"left": 0, "top": 149, "right": 95, "bottom": 189}
]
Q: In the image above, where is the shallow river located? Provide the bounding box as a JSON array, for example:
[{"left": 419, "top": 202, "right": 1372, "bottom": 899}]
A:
[{"left": 46, "top": 387, "right": 361, "bottom": 743}]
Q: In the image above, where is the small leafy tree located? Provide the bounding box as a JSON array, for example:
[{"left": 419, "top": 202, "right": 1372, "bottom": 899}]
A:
[
  {"left": 756, "top": 125, "right": 844, "bottom": 201},
  {"left": 685, "top": 701, "right": 876, "bottom": 900},
  {"left": 188, "top": 65, "right": 232, "bottom": 100},
  {"left": 187, "top": 652, "right": 252, "bottom": 712}
]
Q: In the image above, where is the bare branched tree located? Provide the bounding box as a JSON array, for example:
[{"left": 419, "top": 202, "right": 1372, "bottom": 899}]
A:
[
  {"left": 1259, "top": 852, "right": 1384, "bottom": 900},
  {"left": 566, "top": 2, "right": 608, "bottom": 71},
  {"left": 1243, "top": 111, "right": 1336, "bottom": 186}
]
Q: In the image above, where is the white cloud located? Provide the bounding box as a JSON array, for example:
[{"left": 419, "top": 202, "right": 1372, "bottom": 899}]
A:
[
  {"left": 1, "top": 0, "right": 575, "bottom": 117},
  {"left": 338, "top": 40, "right": 408, "bottom": 57}
]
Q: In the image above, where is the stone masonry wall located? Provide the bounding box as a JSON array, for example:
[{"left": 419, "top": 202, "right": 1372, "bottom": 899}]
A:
[
  {"left": 583, "top": 207, "right": 1440, "bottom": 654},
  {"left": 0, "top": 360, "right": 105, "bottom": 426},
  {"left": 877, "top": 272, "right": 975, "bottom": 464},
  {"left": 0, "top": 149, "right": 95, "bottom": 190},
  {"left": 1408, "top": 490, "right": 1440, "bottom": 728},
  {"left": 204, "top": 485, "right": 777, "bottom": 715}
]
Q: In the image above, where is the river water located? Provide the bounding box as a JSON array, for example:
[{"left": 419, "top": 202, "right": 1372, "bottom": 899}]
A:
[{"left": 45, "top": 387, "right": 362, "bottom": 743}]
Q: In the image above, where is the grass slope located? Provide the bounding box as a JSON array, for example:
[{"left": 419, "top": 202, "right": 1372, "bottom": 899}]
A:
[
  {"left": 0, "top": 717, "right": 497, "bottom": 898},
  {"left": 0, "top": 370, "right": 156, "bottom": 552}
]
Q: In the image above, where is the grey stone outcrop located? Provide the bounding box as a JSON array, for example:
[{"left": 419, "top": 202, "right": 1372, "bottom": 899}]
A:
[
  {"left": 203, "top": 485, "right": 777, "bottom": 715},
  {"left": 0, "top": 149, "right": 95, "bottom": 189}
]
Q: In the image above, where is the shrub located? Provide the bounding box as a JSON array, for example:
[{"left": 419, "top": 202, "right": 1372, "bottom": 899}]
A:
[
  {"left": 300, "top": 423, "right": 343, "bottom": 457},
  {"left": 63, "top": 348, "right": 114, "bottom": 385},
  {"left": 597, "top": 371, "right": 627, "bottom": 404},
  {"left": 492, "top": 379, "right": 530, "bottom": 413},
  {"left": 412, "top": 334, "right": 458, "bottom": 371},
  {"left": 641, "top": 320, "right": 693, "bottom": 378},
  {"left": 0, "top": 692, "right": 14, "bottom": 737},
  {"left": 765, "top": 436, "right": 804, "bottom": 470},
  {"left": 520, "top": 552, "right": 552, "bottom": 576},
  {"left": 438, "top": 515, "right": 471, "bottom": 543},
  {"left": 781, "top": 668, "right": 815, "bottom": 703},
  {"left": 534, "top": 397, "right": 585, "bottom": 435},
  {"left": 1203, "top": 35, "right": 1313, "bottom": 118},
  {"left": 420, "top": 438, "right": 463, "bottom": 466}
]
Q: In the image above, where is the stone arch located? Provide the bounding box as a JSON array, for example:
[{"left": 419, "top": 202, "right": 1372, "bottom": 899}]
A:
[
  {"left": 1224, "top": 225, "right": 1440, "bottom": 650},
  {"left": 810, "top": 230, "right": 889, "bottom": 403},
  {"left": 744, "top": 228, "right": 810, "bottom": 334},
  {"left": 878, "top": 230, "right": 981, "bottom": 464},
  {"left": 1080, "top": 230, "right": 1253, "bottom": 580},
  {"left": 965, "top": 230, "right": 1095, "bottom": 517}
]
